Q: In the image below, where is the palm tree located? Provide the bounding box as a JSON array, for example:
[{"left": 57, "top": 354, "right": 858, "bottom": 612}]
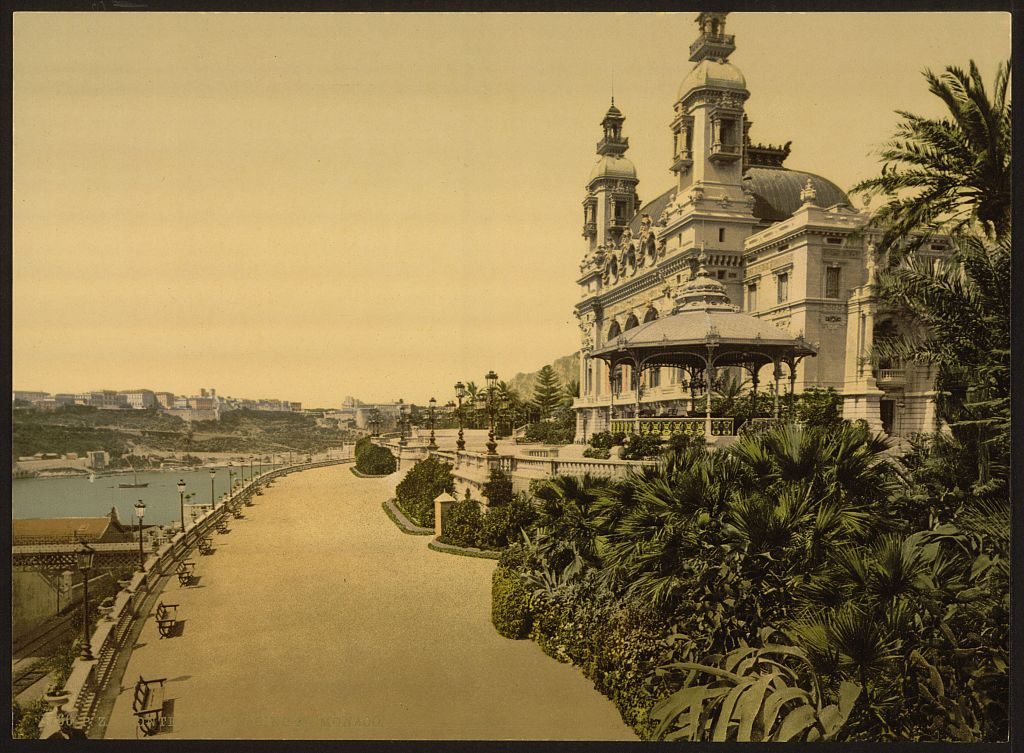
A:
[
  {"left": 874, "top": 233, "right": 1010, "bottom": 490},
  {"left": 852, "top": 60, "right": 1011, "bottom": 249},
  {"left": 531, "top": 474, "right": 608, "bottom": 568},
  {"left": 463, "top": 380, "right": 480, "bottom": 429}
]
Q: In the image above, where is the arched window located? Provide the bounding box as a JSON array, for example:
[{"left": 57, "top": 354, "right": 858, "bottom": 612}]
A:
[
  {"left": 643, "top": 307, "right": 658, "bottom": 323},
  {"left": 624, "top": 313, "right": 640, "bottom": 331},
  {"left": 608, "top": 320, "right": 621, "bottom": 339}
]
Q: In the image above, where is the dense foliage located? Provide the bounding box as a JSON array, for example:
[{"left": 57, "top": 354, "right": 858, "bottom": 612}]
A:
[
  {"left": 394, "top": 456, "right": 454, "bottom": 527},
  {"left": 491, "top": 419, "right": 1008, "bottom": 741},
  {"left": 523, "top": 416, "right": 574, "bottom": 444},
  {"left": 354, "top": 444, "right": 396, "bottom": 476},
  {"left": 439, "top": 492, "right": 536, "bottom": 550}
]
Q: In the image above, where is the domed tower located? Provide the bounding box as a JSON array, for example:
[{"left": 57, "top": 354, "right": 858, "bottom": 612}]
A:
[
  {"left": 672, "top": 12, "right": 748, "bottom": 200},
  {"left": 583, "top": 99, "right": 640, "bottom": 251}
]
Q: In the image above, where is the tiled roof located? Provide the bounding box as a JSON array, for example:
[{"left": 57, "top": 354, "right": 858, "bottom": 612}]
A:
[
  {"left": 746, "top": 167, "right": 850, "bottom": 222},
  {"left": 12, "top": 516, "right": 127, "bottom": 545},
  {"left": 629, "top": 188, "right": 676, "bottom": 234}
]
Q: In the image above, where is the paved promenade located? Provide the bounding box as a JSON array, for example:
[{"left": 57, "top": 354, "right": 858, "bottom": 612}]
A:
[{"left": 101, "top": 465, "right": 634, "bottom": 740}]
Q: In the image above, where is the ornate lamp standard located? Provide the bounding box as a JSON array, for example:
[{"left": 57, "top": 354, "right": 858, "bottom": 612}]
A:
[
  {"left": 249, "top": 455, "right": 254, "bottom": 486},
  {"left": 454, "top": 382, "right": 466, "bottom": 451},
  {"left": 134, "top": 500, "right": 146, "bottom": 571},
  {"left": 76, "top": 541, "right": 95, "bottom": 660},
  {"left": 398, "top": 400, "right": 407, "bottom": 446},
  {"left": 209, "top": 468, "right": 216, "bottom": 509},
  {"left": 227, "top": 462, "right": 235, "bottom": 497},
  {"left": 177, "top": 479, "right": 187, "bottom": 532},
  {"left": 485, "top": 370, "right": 498, "bottom": 455},
  {"left": 427, "top": 397, "right": 438, "bottom": 450}
]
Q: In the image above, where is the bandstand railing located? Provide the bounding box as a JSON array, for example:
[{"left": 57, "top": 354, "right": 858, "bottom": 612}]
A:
[{"left": 609, "top": 417, "right": 735, "bottom": 438}]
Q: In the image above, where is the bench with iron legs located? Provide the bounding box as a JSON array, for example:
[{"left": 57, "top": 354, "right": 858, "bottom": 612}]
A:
[
  {"left": 176, "top": 560, "right": 196, "bottom": 587},
  {"left": 154, "top": 601, "right": 179, "bottom": 638},
  {"left": 215, "top": 518, "right": 230, "bottom": 534},
  {"left": 197, "top": 536, "right": 213, "bottom": 555},
  {"left": 132, "top": 675, "right": 167, "bottom": 736}
]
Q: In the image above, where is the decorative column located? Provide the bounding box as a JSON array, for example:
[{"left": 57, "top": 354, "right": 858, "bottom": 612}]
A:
[{"left": 773, "top": 361, "right": 782, "bottom": 419}]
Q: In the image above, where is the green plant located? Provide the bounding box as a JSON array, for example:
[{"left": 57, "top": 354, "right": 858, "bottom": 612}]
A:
[
  {"left": 12, "top": 698, "right": 47, "bottom": 739},
  {"left": 795, "top": 387, "right": 844, "bottom": 428},
  {"left": 394, "top": 456, "right": 454, "bottom": 527},
  {"left": 438, "top": 497, "right": 484, "bottom": 548},
  {"left": 582, "top": 446, "right": 610, "bottom": 459},
  {"left": 481, "top": 468, "right": 514, "bottom": 507},
  {"left": 491, "top": 565, "right": 533, "bottom": 639},
  {"left": 651, "top": 631, "right": 861, "bottom": 742},
  {"left": 354, "top": 444, "right": 396, "bottom": 476},
  {"left": 480, "top": 493, "right": 537, "bottom": 550},
  {"left": 620, "top": 432, "right": 663, "bottom": 459},
  {"left": 589, "top": 431, "right": 625, "bottom": 449}
]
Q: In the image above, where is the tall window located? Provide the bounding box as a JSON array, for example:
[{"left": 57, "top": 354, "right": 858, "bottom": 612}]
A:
[
  {"left": 718, "top": 227, "right": 726, "bottom": 242},
  {"left": 747, "top": 283, "right": 758, "bottom": 311},
  {"left": 649, "top": 368, "right": 661, "bottom": 388},
  {"left": 777, "top": 272, "right": 789, "bottom": 303},
  {"left": 825, "top": 266, "right": 841, "bottom": 298}
]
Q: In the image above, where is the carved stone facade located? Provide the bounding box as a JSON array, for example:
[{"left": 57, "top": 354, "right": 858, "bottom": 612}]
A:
[{"left": 572, "top": 12, "right": 947, "bottom": 443}]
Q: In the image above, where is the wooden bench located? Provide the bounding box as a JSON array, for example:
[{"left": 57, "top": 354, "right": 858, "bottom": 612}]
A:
[
  {"left": 154, "top": 601, "right": 179, "bottom": 638},
  {"left": 215, "top": 518, "right": 229, "bottom": 534},
  {"left": 231, "top": 505, "right": 244, "bottom": 518},
  {"left": 197, "top": 536, "right": 213, "bottom": 555},
  {"left": 176, "top": 561, "right": 195, "bottom": 587},
  {"left": 132, "top": 675, "right": 167, "bottom": 736}
]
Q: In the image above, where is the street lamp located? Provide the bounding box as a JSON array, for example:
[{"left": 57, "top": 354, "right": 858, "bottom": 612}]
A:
[
  {"left": 485, "top": 370, "right": 498, "bottom": 455},
  {"left": 76, "top": 541, "right": 95, "bottom": 660},
  {"left": 227, "top": 462, "right": 235, "bottom": 498},
  {"left": 428, "top": 397, "right": 438, "bottom": 450},
  {"left": 454, "top": 382, "right": 466, "bottom": 451},
  {"left": 249, "top": 455, "right": 254, "bottom": 485},
  {"left": 177, "top": 479, "right": 187, "bottom": 532},
  {"left": 398, "top": 400, "right": 407, "bottom": 446},
  {"left": 209, "top": 468, "right": 216, "bottom": 509},
  {"left": 134, "top": 500, "right": 146, "bottom": 571}
]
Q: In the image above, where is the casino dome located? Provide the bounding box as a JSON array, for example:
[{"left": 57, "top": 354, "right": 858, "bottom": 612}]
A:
[
  {"left": 678, "top": 58, "right": 748, "bottom": 100},
  {"left": 589, "top": 154, "right": 637, "bottom": 183},
  {"left": 744, "top": 167, "right": 851, "bottom": 222}
]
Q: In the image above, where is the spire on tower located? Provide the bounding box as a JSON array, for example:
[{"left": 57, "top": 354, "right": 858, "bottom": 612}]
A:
[{"left": 597, "top": 98, "right": 628, "bottom": 157}]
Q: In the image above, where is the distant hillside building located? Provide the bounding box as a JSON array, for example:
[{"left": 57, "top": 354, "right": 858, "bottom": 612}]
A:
[
  {"left": 155, "top": 392, "right": 176, "bottom": 409},
  {"left": 120, "top": 389, "right": 157, "bottom": 410},
  {"left": 89, "top": 390, "right": 129, "bottom": 410}
]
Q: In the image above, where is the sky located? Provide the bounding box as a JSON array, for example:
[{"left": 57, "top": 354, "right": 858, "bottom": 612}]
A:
[{"left": 12, "top": 11, "right": 1010, "bottom": 407}]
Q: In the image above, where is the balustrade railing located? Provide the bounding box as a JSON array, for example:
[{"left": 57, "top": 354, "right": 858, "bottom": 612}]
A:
[
  {"left": 609, "top": 416, "right": 734, "bottom": 437},
  {"left": 38, "top": 457, "right": 353, "bottom": 739}
]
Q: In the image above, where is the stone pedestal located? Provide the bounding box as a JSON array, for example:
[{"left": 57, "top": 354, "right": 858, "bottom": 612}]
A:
[{"left": 433, "top": 492, "right": 459, "bottom": 538}]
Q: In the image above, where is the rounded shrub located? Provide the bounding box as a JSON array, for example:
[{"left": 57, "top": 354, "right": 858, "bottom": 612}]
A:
[
  {"left": 491, "top": 565, "right": 533, "bottom": 639},
  {"left": 355, "top": 444, "right": 396, "bottom": 475},
  {"left": 395, "top": 456, "right": 454, "bottom": 527}
]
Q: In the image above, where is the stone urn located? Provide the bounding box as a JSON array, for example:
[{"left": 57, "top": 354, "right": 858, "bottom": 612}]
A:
[
  {"left": 614, "top": 444, "right": 628, "bottom": 460},
  {"left": 98, "top": 597, "right": 116, "bottom": 621},
  {"left": 43, "top": 687, "right": 70, "bottom": 710},
  {"left": 117, "top": 579, "right": 134, "bottom": 591}
]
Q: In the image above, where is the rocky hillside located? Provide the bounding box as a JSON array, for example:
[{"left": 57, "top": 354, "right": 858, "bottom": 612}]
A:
[{"left": 507, "top": 352, "right": 579, "bottom": 401}]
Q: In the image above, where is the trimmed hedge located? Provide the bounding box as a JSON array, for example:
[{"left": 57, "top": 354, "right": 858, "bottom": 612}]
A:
[
  {"left": 394, "top": 456, "right": 454, "bottom": 527},
  {"left": 491, "top": 565, "right": 532, "bottom": 639},
  {"left": 355, "top": 444, "right": 396, "bottom": 475}
]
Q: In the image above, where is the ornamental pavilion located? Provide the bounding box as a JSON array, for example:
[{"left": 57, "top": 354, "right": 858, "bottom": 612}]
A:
[{"left": 589, "top": 250, "right": 816, "bottom": 440}]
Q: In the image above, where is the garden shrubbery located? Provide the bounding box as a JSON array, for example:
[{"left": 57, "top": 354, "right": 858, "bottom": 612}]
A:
[
  {"left": 354, "top": 444, "right": 396, "bottom": 475},
  {"left": 439, "top": 491, "right": 537, "bottom": 550},
  {"left": 394, "top": 456, "right": 454, "bottom": 527},
  {"left": 491, "top": 564, "right": 532, "bottom": 639},
  {"left": 523, "top": 420, "right": 574, "bottom": 444}
]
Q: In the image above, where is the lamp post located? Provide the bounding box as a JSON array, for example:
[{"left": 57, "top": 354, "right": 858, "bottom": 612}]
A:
[
  {"left": 249, "top": 455, "right": 254, "bottom": 485},
  {"left": 398, "top": 400, "right": 407, "bottom": 446},
  {"left": 209, "top": 468, "right": 216, "bottom": 509},
  {"left": 134, "top": 499, "right": 146, "bottom": 571},
  {"left": 428, "top": 397, "right": 438, "bottom": 450},
  {"left": 454, "top": 382, "right": 466, "bottom": 451},
  {"left": 227, "top": 462, "right": 235, "bottom": 498},
  {"left": 177, "top": 479, "right": 187, "bottom": 532},
  {"left": 76, "top": 541, "right": 95, "bottom": 660},
  {"left": 485, "top": 370, "right": 498, "bottom": 455}
]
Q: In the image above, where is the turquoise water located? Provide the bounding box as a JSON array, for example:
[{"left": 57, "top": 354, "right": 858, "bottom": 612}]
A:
[{"left": 11, "top": 465, "right": 283, "bottom": 526}]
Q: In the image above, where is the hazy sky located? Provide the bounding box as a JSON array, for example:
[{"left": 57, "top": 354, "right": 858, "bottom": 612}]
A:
[{"left": 13, "top": 11, "right": 1010, "bottom": 406}]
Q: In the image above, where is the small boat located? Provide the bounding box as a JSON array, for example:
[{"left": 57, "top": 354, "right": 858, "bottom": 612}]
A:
[{"left": 118, "top": 467, "right": 149, "bottom": 489}]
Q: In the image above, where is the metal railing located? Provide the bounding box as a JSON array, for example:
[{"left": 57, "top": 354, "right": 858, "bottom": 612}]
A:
[
  {"left": 37, "top": 457, "right": 353, "bottom": 740},
  {"left": 609, "top": 417, "right": 735, "bottom": 437}
]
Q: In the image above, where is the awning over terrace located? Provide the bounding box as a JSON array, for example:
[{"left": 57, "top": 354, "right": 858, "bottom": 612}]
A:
[{"left": 589, "top": 251, "right": 816, "bottom": 437}]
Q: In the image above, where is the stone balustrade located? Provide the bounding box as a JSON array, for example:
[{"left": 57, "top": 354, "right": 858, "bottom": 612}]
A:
[{"left": 37, "top": 457, "right": 353, "bottom": 740}]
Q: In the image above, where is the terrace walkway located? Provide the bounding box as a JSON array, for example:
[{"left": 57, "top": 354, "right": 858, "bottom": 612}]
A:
[{"left": 100, "top": 465, "right": 634, "bottom": 740}]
